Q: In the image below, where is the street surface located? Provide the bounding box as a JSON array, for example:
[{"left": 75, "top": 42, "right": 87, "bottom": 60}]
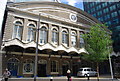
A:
[{"left": 0, "top": 76, "right": 119, "bottom": 81}]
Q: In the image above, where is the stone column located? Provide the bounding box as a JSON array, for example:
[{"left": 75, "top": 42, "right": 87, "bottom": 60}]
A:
[
  {"left": 47, "top": 58, "right": 51, "bottom": 76},
  {"left": 59, "top": 56, "right": 62, "bottom": 75}
]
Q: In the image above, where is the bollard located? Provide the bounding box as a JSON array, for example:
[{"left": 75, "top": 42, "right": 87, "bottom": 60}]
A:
[{"left": 50, "top": 77, "right": 53, "bottom": 81}]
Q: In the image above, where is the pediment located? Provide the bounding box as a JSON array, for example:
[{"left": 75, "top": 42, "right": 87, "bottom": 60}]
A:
[
  {"left": 8, "top": 2, "right": 79, "bottom": 23},
  {"left": 8, "top": 2, "right": 75, "bottom": 17},
  {"left": 8, "top": 2, "right": 100, "bottom": 26}
]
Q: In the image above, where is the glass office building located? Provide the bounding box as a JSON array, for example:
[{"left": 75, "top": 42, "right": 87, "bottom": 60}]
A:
[
  {"left": 83, "top": 1, "right": 120, "bottom": 77},
  {"left": 84, "top": 2, "right": 120, "bottom": 52}
]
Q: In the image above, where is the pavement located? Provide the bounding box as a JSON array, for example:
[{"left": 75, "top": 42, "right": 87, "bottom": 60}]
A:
[{"left": 0, "top": 75, "right": 120, "bottom": 81}]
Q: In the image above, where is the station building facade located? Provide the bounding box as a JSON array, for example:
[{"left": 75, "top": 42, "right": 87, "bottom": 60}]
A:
[{"left": 1, "top": 1, "right": 101, "bottom": 77}]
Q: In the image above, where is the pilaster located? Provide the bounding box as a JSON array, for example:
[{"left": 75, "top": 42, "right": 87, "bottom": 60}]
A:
[
  {"left": 58, "top": 26, "right": 62, "bottom": 45},
  {"left": 48, "top": 23, "right": 52, "bottom": 43},
  {"left": 22, "top": 18, "right": 28, "bottom": 41},
  {"left": 68, "top": 28, "right": 71, "bottom": 47},
  {"left": 77, "top": 30, "right": 80, "bottom": 48}
]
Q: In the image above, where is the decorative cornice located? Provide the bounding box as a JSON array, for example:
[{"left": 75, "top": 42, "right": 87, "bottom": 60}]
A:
[{"left": 2, "top": 38, "right": 88, "bottom": 54}]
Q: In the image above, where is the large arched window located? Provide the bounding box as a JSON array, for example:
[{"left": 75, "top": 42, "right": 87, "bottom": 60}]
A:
[
  {"left": 62, "top": 30, "right": 68, "bottom": 46},
  {"left": 12, "top": 21, "right": 23, "bottom": 40},
  {"left": 40, "top": 26, "right": 48, "bottom": 44},
  {"left": 52, "top": 28, "right": 58, "bottom": 44},
  {"left": 7, "top": 58, "right": 19, "bottom": 76},
  {"left": 71, "top": 31, "right": 77, "bottom": 47},
  {"left": 80, "top": 32, "right": 84, "bottom": 48},
  {"left": 51, "top": 60, "right": 58, "bottom": 72},
  {"left": 23, "top": 59, "right": 34, "bottom": 74},
  {"left": 27, "top": 24, "right": 36, "bottom": 42}
]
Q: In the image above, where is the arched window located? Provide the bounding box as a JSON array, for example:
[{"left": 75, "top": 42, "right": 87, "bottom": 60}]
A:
[
  {"left": 27, "top": 24, "right": 36, "bottom": 41},
  {"left": 80, "top": 32, "right": 84, "bottom": 48},
  {"left": 52, "top": 28, "right": 58, "bottom": 44},
  {"left": 23, "top": 59, "right": 34, "bottom": 74},
  {"left": 40, "top": 26, "right": 48, "bottom": 44},
  {"left": 12, "top": 21, "right": 23, "bottom": 40},
  {"left": 71, "top": 31, "right": 77, "bottom": 47},
  {"left": 51, "top": 60, "right": 58, "bottom": 72},
  {"left": 7, "top": 58, "right": 19, "bottom": 76},
  {"left": 62, "top": 30, "right": 68, "bottom": 46}
]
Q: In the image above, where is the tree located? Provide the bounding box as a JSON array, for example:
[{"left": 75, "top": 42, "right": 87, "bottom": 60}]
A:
[{"left": 82, "top": 24, "right": 112, "bottom": 80}]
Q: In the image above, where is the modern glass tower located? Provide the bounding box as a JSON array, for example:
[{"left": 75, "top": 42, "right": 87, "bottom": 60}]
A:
[
  {"left": 84, "top": 2, "right": 120, "bottom": 52},
  {"left": 83, "top": 1, "right": 120, "bottom": 77}
]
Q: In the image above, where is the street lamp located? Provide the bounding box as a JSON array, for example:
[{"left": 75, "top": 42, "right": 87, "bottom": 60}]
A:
[
  {"left": 34, "top": 13, "right": 40, "bottom": 81},
  {"left": 109, "top": 53, "right": 114, "bottom": 81}
]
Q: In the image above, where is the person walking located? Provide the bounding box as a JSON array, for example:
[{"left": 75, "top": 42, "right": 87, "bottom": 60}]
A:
[
  {"left": 3, "top": 68, "right": 11, "bottom": 81},
  {"left": 67, "top": 69, "right": 71, "bottom": 81}
]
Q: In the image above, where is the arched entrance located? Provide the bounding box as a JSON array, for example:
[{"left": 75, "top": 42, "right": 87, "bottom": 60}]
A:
[
  {"left": 37, "top": 60, "right": 47, "bottom": 77},
  {"left": 62, "top": 61, "right": 70, "bottom": 76},
  {"left": 7, "top": 58, "right": 19, "bottom": 76}
]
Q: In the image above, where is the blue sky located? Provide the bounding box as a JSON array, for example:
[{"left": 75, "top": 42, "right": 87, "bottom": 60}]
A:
[{"left": 60, "top": 0, "right": 84, "bottom": 10}]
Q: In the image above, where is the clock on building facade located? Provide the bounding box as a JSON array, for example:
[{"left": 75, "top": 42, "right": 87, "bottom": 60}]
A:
[{"left": 70, "top": 13, "right": 77, "bottom": 22}]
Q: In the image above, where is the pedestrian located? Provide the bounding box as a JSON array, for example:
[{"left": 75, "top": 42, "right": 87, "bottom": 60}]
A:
[
  {"left": 67, "top": 69, "right": 71, "bottom": 81},
  {"left": 3, "top": 68, "right": 11, "bottom": 81}
]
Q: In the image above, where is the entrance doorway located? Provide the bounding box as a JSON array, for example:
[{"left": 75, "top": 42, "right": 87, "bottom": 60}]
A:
[
  {"left": 72, "top": 64, "right": 79, "bottom": 76},
  {"left": 62, "top": 61, "right": 70, "bottom": 76},
  {"left": 62, "top": 65, "right": 68, "bottom": 76},
  {"left": 38, "top": 64, "right": 46, "bottom": 77},
  {"left": 37, "top": 60, "right": 47, "bottom": 77}
]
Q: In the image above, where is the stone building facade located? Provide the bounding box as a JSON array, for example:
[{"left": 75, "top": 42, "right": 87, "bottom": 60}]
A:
[{"left": 1, "top": 1, "right": 101, "bottom": 77}]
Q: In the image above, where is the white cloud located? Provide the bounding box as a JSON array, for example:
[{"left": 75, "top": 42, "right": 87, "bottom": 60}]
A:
[
  {"left": 66, "top": 0, "right": 76, "bottom": 6},
  {"left": 60, "top": 0, "right": 83, "bottom": 6}
]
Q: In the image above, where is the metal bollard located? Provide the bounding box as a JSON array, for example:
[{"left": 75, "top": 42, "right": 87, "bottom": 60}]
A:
[{"left": 50, "top": 77, "right": 53, "bottom": 81}]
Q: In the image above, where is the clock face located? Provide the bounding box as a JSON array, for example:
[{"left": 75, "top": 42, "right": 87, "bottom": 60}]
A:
[{"left": 70, "top": 13, "right": 77, "bottom": 22}]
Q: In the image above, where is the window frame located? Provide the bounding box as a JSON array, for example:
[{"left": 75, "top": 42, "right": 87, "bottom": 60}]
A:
[
  {"left": 71, "top": 31, "right": 77, "bottom": 47},
  {"left": 39, "top": 25, "right": 48, "bottom": 45},
  {"left": 62, "top": 29, "right": 68, "bottom": 46},
  {"left": 51, "top": 28, "right": 58, "bottom": 44},
  {"left": 12, "top": 20, "right": 23, "bottom": 40},
  {"left": 23, "top": 59, "right": 34, "bottom": 74},
  {"left": 51, "top": 60, "right": 59, "bottom": 74},
  {"left": 27, "top": 23, "right": 36, "bottom": 42},
  {"left": 79, "top": 31, "right": 85, "bottom": 48}
]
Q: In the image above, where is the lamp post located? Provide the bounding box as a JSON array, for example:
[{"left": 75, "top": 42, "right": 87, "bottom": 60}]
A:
[
  {"left": 109, "top": 53, "right": 114, "bottom": 81},
  {"left": 34, "top": 13, "right": 40, "bottom": 81}
]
